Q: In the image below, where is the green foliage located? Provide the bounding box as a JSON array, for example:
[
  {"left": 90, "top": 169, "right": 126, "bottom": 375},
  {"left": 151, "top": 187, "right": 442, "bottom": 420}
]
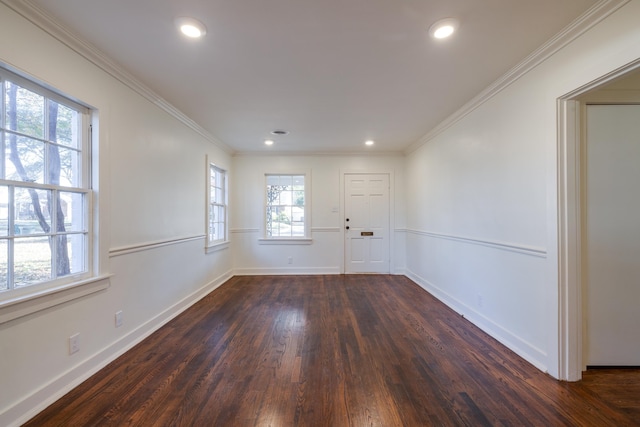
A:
[{"left": 276, "top": 211, "right": 290, "bottom": 224}]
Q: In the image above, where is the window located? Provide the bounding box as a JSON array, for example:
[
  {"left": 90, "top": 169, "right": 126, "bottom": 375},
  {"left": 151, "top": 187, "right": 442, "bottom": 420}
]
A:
[
  {"left": 207, "top": 163, "right": 227, "bottom": 246},
  {"left": 265, "top": 174, "right": 307, "bottom": 238},
  {"left": 0, "top": 68, "right": 91, "bottom": 296}
]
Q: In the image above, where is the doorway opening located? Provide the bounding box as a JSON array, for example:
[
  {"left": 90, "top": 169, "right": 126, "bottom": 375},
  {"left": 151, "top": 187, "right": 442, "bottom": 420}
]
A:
[{"left": 558, "top": 59, "right": 640, "bottom": 381}]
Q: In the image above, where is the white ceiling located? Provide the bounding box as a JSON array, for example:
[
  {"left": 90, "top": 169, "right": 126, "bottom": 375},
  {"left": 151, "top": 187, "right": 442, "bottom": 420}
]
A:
[{"left": 26, "top": 0, "right": 599, "bottom": 154}]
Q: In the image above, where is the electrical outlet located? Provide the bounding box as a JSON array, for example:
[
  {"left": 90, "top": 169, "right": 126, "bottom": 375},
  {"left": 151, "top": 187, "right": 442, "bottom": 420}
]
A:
[
  {"left": 69, "top": 333, "right": 80, "bottom": 355},
  {"left": 115, "top": 310, "right": 123, "bottom": 328},
  {"left": 477, "top": 294, "right": 484, "bottom": 309},
  {"left": 287, "top": 256, "right": 293, "bottom": 264}
]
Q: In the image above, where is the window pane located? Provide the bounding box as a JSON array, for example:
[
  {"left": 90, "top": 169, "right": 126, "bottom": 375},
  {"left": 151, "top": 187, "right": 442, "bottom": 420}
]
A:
[
  {"left": 60, "top": 233, "right": 86, "bottom": 277},
  {"left": 210, "top": 185, "right": 216, "bottom": 202},
  {"left": 5, "top": 134, "right": 45, "bottom": 183},
  {"left": 280, "top": 188, "right": 292, "bottom": 205},
  {"left": 279, "top": 175, "right": 292, "bottom": 189},
  {"left": 266, "top": 175, "right": 280, "bottom": 186},
  {"left": 273, "top": 206, "right": 290, "bottom": 237},
  {"left": 293, "top": 175, "right": 304, "bottom": 188},
  {"left": 51, "top": 100, "right": 79, "bottom": 148},
  {"left": 210, "top": 170, "right": 216, "bottom": 196},
  {"left": 266, "top": 206, "right": 278, "bottom": 236},
  {"left": 0, "top": 186, "right": 8, "bottom": 237},
  {"left": 271, "top": 221, "right": 282, "bottom": 237},
  {"left": 208, "top": 205, "right": 214, "bottom": 236},
  {"left": 270, "top": 187, "right": 282, "bottom": 205},
  {"left": 51, "top": 145, "right": 80, "bottom": 187},
  {"left": 14, "top": 236, "right": 51, "bottom": 287},
  {"left": 291, "top": 223, "right": 305, "bottom": 237},
  {"left": 215, "top": 205, "right": 225, "bottom": 224},
  {"left": 4, "top": 82, "right": 44, "bottom": 139},
  {"left": 0, "top": 239, "right": 7, "bottom": 291},
  {"left": 214, "top": 222, "right": 225, "bottom": 241},
  {"left": 281, "top": 206, "right": 292, "bottom": 224},
  {"left": 215, "top": 206, "right": 225, "bottom": 240},
  {"left": 292, "top": 206, "right": 304, "bottom": 222},
  {"left": 265, "top": 174, "right": 306, "bottom": 238},
  {"left": 58, "top": 192, "right": 85, "bottom": 232},
  {"left": 14, "top": 187, "right": 50, "bottom": 234}
]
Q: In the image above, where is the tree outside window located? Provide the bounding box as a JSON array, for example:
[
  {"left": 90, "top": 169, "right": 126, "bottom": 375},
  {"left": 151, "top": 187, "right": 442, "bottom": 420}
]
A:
[{"left": 1, "top": 72, "right": 88, "bottom": 292}]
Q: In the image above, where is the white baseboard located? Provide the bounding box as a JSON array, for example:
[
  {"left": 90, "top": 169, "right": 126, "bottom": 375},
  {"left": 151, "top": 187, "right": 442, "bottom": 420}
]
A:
[
  {"left": 405, "top": 269, "right": 548, "bottom": 374},
  {"left": 233, "top": 267, "right": 341, "bottom": 275},
  {"left": 3, "top": 270, "right": 233, "bottom": 427}
]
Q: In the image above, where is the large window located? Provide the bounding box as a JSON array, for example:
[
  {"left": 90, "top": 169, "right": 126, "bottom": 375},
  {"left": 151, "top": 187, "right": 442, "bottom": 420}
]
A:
[
  {"left": 207, "top": 163, "right": 227, "bottom": 246},
  {"left": 265, "top": 174, "right": 307, "bottom": 238},
  {"left": 0, "top": 68, "right": 90, "bottom": 295}
]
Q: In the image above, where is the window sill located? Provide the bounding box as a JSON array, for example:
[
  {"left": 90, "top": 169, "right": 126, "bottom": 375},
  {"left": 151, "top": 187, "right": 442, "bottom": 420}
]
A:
[
  {"left": 258, "top": 238, "right": 313, "bottom": 245},
  {"left": 205, "top": 241, "right": 230, "bottom": 254},
  {"left": 0, "top": 274, "right": 112, "bottom": 325}
]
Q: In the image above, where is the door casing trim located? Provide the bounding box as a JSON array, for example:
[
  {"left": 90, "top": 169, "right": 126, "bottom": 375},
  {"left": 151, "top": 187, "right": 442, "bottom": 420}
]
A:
[{"left": 557, "top": 58, "right": 640, "bottom": 381}]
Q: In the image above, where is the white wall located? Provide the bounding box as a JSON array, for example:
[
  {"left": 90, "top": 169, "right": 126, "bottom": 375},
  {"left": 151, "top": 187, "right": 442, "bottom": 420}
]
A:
[
  {"left": 0, "top": 4, "right": 232, "bottom": 426},
  {"left": 404, "top": 0, "right": 640, "bottom": 378},
  {"left": 231, "top": 154, "right": 406, "bottom": 275}
]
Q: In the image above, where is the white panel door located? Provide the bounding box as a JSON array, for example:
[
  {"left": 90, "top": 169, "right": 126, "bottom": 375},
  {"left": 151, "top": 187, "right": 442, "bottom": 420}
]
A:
[
  {"left": 345, "top": 174, "right": 389, "bottom": 273},
  {"left": 585, "top": 104, "right": 640, "bottom": 366}
]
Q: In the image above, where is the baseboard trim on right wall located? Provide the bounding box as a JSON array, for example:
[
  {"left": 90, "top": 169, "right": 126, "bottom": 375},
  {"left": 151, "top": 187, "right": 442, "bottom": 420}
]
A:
[{"left": 404, "top": 270, "right": 549, "bottom": 374}]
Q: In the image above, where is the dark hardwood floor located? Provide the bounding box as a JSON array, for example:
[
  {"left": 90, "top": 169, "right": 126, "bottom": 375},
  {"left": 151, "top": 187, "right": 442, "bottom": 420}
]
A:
[{"left": 25, "top": 275, "right": 639, "bottom": 426}]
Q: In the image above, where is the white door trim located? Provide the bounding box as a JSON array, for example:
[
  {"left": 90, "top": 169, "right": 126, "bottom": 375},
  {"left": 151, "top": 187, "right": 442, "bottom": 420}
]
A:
[
  {"left": 340, "top": 170, "right": 395, "bottom": 274},
  {"left": 557, "top": 58, "right": 640, "bottom": 381}
]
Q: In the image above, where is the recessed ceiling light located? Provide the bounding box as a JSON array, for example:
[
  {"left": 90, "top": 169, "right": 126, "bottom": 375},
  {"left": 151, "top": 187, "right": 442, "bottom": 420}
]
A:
[
  {"left": 175, "top": 17, "right": 207, "bottom": 39},
  {"left": 271, "top": 130, "right": 289, "bottom": 136},
  {"left": 429, "top": 18, "right": 459, "bottom": 39},
  {"left": 264, "top": 139, "right": 274, "bottom": 146},
  {"left": 365, "top": 140, "right": 375, "bottom": 146}
]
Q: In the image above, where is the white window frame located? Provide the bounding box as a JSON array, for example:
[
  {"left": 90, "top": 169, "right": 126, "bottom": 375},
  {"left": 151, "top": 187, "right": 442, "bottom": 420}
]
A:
[
  {"left": 260, "top": 171, "right": 312, "bottom": 245},
  {"left": 0, "top": 65, "right": 107, "bottom": 324},
  {"left": 206, "top": 158, "right": 228, "bottom": 253}
]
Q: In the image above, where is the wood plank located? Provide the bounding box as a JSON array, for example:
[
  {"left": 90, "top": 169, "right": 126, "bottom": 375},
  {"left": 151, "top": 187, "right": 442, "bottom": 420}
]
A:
[{"left": 24, "top": 275, "right": 639, "bottom": 426}]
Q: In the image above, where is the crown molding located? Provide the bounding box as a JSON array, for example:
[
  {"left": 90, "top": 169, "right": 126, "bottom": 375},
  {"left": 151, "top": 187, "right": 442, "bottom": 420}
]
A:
[
  {"left": 1, "top": 0, "right": 235, "bottom": 156},
  {"left": 405, "top": 0, "right": 631, "bottom": 155},
  {"left": 233, "top": 150, "right": 405, "bottom": 158}
]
